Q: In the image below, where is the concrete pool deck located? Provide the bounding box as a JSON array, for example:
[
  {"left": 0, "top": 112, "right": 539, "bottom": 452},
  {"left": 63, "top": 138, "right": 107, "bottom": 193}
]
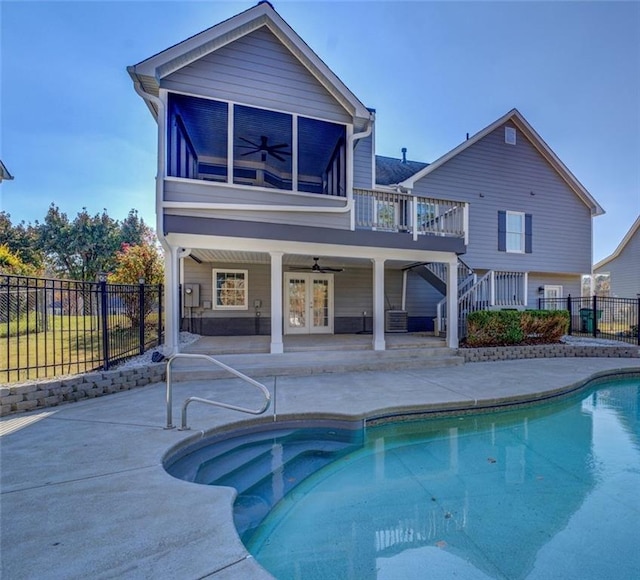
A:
[{"left": 1, "top": 357, "right": 639, "bottom": 579}]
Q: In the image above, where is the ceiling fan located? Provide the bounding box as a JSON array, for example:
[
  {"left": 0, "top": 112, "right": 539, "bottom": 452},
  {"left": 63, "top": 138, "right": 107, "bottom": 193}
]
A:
[
  {"left": 292, "top": 257, "right": 344, "bottom": 273},
  {"left": 237, "top": 136, "right": 291, "bottom": 162}
]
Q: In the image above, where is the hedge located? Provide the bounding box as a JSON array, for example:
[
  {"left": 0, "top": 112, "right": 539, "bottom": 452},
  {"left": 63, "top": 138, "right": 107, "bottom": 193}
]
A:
[{"left": 466, "top": 310, "right": 570, "bottom": 347}]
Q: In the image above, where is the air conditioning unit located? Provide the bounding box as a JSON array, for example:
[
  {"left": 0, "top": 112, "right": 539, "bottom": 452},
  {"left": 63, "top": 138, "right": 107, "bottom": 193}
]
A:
[{"left": 385, "top": 310, "right": 408, "bottom": 333}]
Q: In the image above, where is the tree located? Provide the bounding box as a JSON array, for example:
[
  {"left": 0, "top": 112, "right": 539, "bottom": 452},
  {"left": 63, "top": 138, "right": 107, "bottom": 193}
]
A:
[
  {"left": 108, "top": 241, "right": 164, "bottom": 286},
  {"left": 0, "top": 211, "right": 43, "bottom": 272},
  {"left": 0, "top": 244, "right": 38, "bottom": 275},
  {"left": 36, "top": 204, "right": 156, "bottom": 281},
  {"left": 108, "top": 240, "right": 164, "bottom": 327}
]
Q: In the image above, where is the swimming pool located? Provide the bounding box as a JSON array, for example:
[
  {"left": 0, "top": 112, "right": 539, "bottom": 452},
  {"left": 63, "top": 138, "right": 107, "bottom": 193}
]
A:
[{"left": 166, "top": 375, "right": 640, "bottom": 579}]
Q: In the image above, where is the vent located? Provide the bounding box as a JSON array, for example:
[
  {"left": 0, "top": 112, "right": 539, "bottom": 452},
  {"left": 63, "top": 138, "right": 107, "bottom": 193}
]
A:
[
  {"left": 385, "top": 310, "right": 408, "bottom": 333},
  {"left": 505, "top": 127, "right": 516, "bottom": 145}
]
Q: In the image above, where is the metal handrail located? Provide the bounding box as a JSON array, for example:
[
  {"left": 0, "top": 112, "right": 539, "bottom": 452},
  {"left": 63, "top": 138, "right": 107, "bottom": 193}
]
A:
[{"left": 165, "top": 353, "right": 271, "bottom": 430}]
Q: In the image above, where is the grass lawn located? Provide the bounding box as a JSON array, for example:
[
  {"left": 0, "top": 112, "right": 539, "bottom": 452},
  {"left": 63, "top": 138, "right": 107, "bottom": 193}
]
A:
[{"left": 1, "top": 314, "right": 161, "bottom": 383}]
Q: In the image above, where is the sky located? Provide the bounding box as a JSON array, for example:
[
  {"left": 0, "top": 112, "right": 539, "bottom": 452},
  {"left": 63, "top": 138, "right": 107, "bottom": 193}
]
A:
[{"left": 1, "top": 0, "right": 639, "bottom": 264}]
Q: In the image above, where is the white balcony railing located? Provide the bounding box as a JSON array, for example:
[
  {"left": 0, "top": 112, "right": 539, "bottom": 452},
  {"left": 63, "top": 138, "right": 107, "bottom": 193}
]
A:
[{"left": 353, "top": 189, "right": 468, "bottom": 240}]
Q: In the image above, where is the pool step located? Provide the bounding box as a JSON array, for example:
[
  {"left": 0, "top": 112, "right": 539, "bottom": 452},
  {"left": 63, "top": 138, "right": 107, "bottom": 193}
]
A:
[
  {"left": 169, "top": 347, "right": 464, "bottom": 382},
  {"left": 165, "top": 424, "right": 363, "bottom": 540}
]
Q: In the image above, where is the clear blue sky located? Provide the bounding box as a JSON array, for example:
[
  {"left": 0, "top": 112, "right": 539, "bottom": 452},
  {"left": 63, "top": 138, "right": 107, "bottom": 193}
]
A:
[{"left": 1, "top": 0, "right": 639, "bottom": 263}]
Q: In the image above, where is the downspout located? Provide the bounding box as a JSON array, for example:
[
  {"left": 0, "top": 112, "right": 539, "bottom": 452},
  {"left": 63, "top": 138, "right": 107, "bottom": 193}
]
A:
[
  {"left": 131, "top": 75, "right": 180, "bottom": 355},
  {"left": 347, "top": 112, "right": 374, "bottom": 230}
]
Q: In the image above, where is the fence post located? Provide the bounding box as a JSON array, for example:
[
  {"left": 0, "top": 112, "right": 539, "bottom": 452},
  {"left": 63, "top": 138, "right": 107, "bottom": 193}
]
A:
[
  {"left": 636, "top": 297, "right": 640, "bottom": 346},
  {"left": 567, "top": 294, "right": 572, "bottom": 336},
  {"left": 158, "top": 284, "right": 163, "bottom": 348},
  {"left": 592, "top": 294, "right": 598, "bottom": 338},
  {"left": 138, "top": 278, "right": 145, "bottom": 355},
  {"left": 99, "top": 273, "right": 110, "bottom": 370}
]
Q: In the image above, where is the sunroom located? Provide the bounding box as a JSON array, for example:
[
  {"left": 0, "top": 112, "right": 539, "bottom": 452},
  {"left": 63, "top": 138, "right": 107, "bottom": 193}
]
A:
[{"left": 168, "top": 93, "right": 346, "bottom": 196}]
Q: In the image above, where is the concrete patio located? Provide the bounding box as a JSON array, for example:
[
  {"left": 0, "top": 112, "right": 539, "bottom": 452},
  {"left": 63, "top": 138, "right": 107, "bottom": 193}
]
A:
[{"left": 1, "top": 357, "right": 639, "bottom": 579}]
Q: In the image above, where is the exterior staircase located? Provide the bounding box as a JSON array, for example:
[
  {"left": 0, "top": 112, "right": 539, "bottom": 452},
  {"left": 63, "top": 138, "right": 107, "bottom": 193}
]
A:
[{"left": 409, "top": 259, "right": 526, "bottom": 339}]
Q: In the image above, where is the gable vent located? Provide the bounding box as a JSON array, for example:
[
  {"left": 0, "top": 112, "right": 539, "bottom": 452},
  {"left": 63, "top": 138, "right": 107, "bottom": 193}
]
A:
[{"left": 505, "top": 126, "right": 516, "bottom": 145}]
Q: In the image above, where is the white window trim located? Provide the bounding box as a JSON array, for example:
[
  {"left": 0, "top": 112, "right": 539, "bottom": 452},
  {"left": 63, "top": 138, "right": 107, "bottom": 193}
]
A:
[
  {"left": 212, "top": 269, "right": 248, "bottom": 310},
  {"left": 506, "top": 210, "right": 525, "bottom": 254}
]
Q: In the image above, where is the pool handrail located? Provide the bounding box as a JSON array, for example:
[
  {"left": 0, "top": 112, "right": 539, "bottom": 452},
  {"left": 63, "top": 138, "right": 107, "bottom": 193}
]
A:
[{"left": 165, "top": 353, "right": 271, "bottom": 430}]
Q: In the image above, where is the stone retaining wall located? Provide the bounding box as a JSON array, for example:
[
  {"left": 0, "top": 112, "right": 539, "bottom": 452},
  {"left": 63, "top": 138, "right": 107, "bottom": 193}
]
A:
[
  {"left": 458, "top": 344, "right": 640, "bottom": 363},
  {"left": 0, "top": 365, "right": 166, "bottom": 417}
]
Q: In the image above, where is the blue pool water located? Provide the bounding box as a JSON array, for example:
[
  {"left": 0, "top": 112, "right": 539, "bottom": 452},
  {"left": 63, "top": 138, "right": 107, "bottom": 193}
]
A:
[{"left": 166, "top": 376, "right": 640, "bottom": 579}]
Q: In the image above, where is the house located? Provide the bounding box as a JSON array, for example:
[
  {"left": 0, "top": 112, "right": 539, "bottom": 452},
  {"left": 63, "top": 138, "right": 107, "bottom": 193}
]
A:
[
  {"left": 593, "top": 216, "right": 640, "bottom": 297},
  {"left": 0, "top": 160, "right": 13, "bottom": 182},
  {"left": 128, "top": 1, "right": 603, "bottom": 354}
]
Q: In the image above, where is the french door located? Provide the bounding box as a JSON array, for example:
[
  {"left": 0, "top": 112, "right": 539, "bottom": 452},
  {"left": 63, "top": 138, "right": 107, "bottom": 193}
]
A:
[{"left": 284, "top": 273, "right": 334, "bottom": 334}]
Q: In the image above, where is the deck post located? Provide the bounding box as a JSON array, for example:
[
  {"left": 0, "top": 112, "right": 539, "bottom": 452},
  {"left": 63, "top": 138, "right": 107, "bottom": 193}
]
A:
[
  {"left": 372, "top": 257, "right": 386, "bottom": 351},
  {"left": 163, "top": 244, "right": 180, "bottom": 356},
  {"left": 446, "top": 256, "right": 459, "bottom": 348},
  {"left": 270, "top": 252, "right": 284, "bottom": 354}
]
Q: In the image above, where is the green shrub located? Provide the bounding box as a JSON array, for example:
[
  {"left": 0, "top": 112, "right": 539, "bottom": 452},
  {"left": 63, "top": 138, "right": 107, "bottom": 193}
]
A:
[{"left": 466, "top": 309, "right": 569, "bottom": 347}]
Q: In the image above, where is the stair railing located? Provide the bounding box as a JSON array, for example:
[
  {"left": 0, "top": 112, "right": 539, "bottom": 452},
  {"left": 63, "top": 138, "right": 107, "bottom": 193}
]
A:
[
  {"left": 436, "top": 271, "right": 526, "bottom": 337},
  {"left": 165, "top": 353, "right": 271, "bottom": 430}
]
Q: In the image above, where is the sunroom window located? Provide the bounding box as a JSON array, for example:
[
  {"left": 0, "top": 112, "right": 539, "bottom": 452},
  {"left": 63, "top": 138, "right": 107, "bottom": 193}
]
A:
[{"left": 167, "top": 93, "right": 346, "bottom": 195}]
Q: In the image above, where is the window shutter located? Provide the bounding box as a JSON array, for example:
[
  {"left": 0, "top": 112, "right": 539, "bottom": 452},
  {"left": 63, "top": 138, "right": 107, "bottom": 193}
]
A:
[
  {"left": 525, "top": 213, "right": 533, "bottom": 254},
  {"left": 498, "top": 211, "right": 506, "bottom": 252}
]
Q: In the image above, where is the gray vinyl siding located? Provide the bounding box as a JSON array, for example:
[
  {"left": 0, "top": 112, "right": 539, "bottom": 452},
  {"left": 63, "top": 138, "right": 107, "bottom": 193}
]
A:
[
  {"left": 182, "top": 261, "right": 403, "bottom": 319},
  {"left": 164, "top": 179, "right": 351, "bottom": 230},
  {"left": 182, "top": 261, "right": 271, "bottom": 319},
  {"left": 526, "top": 273, "right": 582, "bottom": 307},
  {"left": 404, "top": 271, "right": 443, "bottom": 319},
  {"left": 162, "top": 27, "right": 351, "bottom": 124},
  {"left": 353, "top": 133, "right": 374, "bottom": 189},
  {"left": 411, "top": 122, "right": 593, "bottom": 274},
  {"left": 594, "top": 230, "right": 640, "bottom": 297}
]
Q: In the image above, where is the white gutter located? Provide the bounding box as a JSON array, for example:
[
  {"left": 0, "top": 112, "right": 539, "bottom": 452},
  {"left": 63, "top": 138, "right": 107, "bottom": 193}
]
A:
[
  {"left": 131, "top": 77, "right": 167, "bottom": 250},
  {"left": 347, "top": 113, "right": 374, "bottom": 230},
  {"left": 162, "top": 201, "right": 351, "bottom": 213},
  {"left": 131, "top": 75, "right": 182, "bottom": 355}
]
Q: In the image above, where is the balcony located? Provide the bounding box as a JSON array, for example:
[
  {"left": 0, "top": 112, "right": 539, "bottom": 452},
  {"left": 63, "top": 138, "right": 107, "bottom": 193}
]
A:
[{"left": 353, "top": 188, "right": 468, "bottom": 241}]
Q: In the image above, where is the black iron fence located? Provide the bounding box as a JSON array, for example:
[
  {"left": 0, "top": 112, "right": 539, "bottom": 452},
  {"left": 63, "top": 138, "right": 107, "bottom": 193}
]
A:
[
  {"left": 538, "top": 295, "right": 639, "bottom": 345},
  {"left": 1, "top": 274, "right": 163, "bottom": 383}
]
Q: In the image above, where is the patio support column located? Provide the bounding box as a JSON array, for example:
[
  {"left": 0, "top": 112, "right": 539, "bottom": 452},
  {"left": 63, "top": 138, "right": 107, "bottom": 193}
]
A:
[
  {"left": 446, "top": 255, "right": 459, "bottom": 348},
  {"left": 164, "top": 244, "right": 180, "bottom": 356},
  {"left": 372, "top": 257, "right": 386, "bottom": 351},
  {"left": 270, "top": 252, "right": 284, "bottom": 354}
]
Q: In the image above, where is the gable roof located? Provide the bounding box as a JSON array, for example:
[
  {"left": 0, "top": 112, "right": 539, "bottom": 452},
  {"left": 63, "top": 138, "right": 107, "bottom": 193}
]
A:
[
  {"left": 128, "top": 1, "right": 370, "bottom": 121},
  {"left": 0, "top": 160, "right": 13, "bottom": 182},
  {"left": 593, "top": 215, "right": 640, "bottom": 271},
  {"left": 399, "top": 108, "right": 605, "bottom": 217},
  {"left": 376, "top": 155, "right": 428, "bottom": 186}
]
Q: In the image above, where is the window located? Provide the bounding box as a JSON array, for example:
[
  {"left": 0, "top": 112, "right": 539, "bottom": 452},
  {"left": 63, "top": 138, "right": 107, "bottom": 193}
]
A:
[
  {"left": 212, "top": 270, "right": 248, "bottom": 310},
  {"left": 506, "top": 211, "right": 525, "bottom": 252},
  {"left": 167, "top": 94, "right": 346, "bottom": 195},
  {"left": 498, "top": 211, "right": 532, "bottom": 253}
]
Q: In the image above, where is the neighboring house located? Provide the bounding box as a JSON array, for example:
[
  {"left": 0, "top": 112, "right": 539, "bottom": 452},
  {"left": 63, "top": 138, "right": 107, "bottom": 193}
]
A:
[
  {"left": 128, "top": 1, "right": 603, "bottom": 353},
  {"left": 0, "top": 160, "right": 14, "bottom": 182},
  {"left": 593, "top": 216, "right": 640, "bottom": 297}
]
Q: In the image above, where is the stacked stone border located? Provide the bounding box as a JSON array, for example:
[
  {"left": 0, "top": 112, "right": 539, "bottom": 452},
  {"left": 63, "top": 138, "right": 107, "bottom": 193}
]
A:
[
  {"left": 1, "top": 364, "right": 166, "bottom": 417},
  {"left": 2, "top": 344, "right": 639, "bottom": 417},
  {"left": 458, "top": 344, "right": 640, "bottom": 363}
]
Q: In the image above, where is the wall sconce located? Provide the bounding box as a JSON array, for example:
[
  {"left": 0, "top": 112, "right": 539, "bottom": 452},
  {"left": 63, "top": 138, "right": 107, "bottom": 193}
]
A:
[
  {"left": 530, "top": 191, "right": 535, "bottom": 196},
  {"left": 479, "top": 193, "right": 485, "bottom": 198},
  {"left": 537, "top": 286, "right": 545, "bottom": 293}
]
